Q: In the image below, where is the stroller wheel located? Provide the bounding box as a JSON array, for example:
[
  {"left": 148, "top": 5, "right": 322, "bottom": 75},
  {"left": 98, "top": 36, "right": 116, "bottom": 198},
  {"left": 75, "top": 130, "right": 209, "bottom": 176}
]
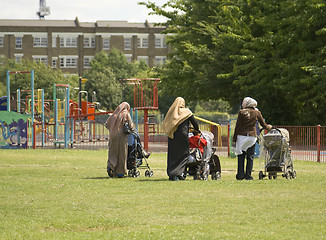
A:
[
  {"left": 133, "top": 170, "right": 140, "bottom": 178},
  {"left": 285, "top": 170, "right": 291, "bottom": 179},
  {"left": 194, "top": 172, "right": 201, "bottom": 180},
  {"left": 202, "top": 172, "right": 209, "bottom": 181},
  {"left": 211, "top": 171, "right": 221, "bottom": 180},
  {"left": 268, "top": 172, "right": 277, "bottom": 179},
  {"left": 128, "top": 170, "right": 133, "bottom": 177},
  {"left": 145, "top": 170, "right": 153, "bottom": 177},
  {"left": 291, "top": 170, "right": 296, "bottom": 179},
  {"left": 211, "top": 172, "right": 216, "bottom": 180},
  {"left": 259, "top": 171, "right": 264, "bottom": 180},
  {"left": 215, "top": 171, "right": 221, "bottom": 180}
]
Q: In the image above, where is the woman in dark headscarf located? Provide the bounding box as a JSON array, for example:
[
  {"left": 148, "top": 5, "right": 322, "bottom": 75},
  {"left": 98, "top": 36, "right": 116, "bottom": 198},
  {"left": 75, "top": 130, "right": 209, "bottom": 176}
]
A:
[
  {"left": 105, "top": 102, "right": 134, "bottom": 178},
  {"left": 233, "top": 97, "right": 272, "bottom": 180},
  {"left": 163, "top": 97, "right": 199, "bottom": 181}
]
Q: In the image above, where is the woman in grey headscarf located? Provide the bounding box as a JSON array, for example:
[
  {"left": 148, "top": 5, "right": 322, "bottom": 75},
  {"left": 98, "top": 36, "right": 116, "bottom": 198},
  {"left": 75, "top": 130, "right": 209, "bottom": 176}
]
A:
[{"left": 233, "top": 97, "right": 272, "bottom": 180}]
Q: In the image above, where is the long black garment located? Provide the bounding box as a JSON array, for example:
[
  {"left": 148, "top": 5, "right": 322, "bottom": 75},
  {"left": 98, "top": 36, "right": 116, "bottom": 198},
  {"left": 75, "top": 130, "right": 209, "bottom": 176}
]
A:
[{"left": 167, "top": 115, "right": 199, "bottom": 178}]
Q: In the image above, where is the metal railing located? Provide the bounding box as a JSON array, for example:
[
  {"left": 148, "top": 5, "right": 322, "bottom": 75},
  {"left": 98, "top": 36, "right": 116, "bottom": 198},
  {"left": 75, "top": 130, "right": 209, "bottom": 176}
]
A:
[
  {"left": 275, "top": 125, "right": 325, "bottom": 162},
  {"left": 27, "top": 113, "right": 326, "bottom": 162}
]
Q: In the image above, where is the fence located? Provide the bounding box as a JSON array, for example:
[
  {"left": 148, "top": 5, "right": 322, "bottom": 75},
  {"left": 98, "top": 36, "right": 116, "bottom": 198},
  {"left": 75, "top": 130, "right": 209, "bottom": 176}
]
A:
[
  {"left": 274, "top": 125, "right": 325, "bottom": 163},
  {"left": 2, "top": 110, "right": 324, "bottom": 162}
]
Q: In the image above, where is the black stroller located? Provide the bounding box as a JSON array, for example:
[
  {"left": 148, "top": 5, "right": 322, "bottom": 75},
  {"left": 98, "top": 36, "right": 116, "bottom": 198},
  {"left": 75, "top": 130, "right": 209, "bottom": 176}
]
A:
[
  {"left": 127, "top": 131, "right": 153, "bottom": 178},
  {"left": 259, "top": 128, "right": 296, "bottom": 179},
  {"left": 185, "top": 131, "right": 221, "bottom": 180}
]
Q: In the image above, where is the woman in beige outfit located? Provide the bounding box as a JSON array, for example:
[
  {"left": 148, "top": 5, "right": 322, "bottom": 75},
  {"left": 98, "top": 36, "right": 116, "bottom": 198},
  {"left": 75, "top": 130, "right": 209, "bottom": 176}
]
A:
[{"left": 105, "top": 102, "right": 134, "bottom": 178}]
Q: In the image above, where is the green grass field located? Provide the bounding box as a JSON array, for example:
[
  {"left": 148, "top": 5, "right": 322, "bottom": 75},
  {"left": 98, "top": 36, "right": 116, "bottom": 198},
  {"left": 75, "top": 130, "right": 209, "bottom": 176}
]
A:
[{"left": 0, "top": 149, "right": 325, "bottom": 239}]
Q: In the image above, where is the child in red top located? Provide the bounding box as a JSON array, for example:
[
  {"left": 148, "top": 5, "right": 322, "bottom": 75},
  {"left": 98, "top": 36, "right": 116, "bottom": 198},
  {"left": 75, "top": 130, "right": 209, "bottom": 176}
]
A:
[{"left": 189, "top": 130, "right": 207, "bottom": 155}]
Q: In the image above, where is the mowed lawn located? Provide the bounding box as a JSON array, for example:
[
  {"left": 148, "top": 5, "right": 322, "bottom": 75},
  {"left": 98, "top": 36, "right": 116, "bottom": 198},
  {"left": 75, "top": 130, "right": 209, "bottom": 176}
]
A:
[{"left": 0, "top": 149, "right": 325, "bottom": 239}]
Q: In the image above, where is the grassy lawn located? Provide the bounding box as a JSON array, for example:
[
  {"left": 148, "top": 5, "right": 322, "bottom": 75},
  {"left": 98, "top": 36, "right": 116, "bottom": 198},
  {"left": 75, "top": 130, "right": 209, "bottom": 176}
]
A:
[{"left": 0, "top": 149, "right": 325, "bottom": 239}]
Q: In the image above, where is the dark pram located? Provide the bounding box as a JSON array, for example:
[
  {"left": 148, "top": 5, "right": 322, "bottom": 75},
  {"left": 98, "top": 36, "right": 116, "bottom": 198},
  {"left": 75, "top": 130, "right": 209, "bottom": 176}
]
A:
[
  {"left": 185, "top": 131, "right": 221, "bottom": 180},
  {"left": 259, "top": 128, "right": 296, "bottom": 179},
  {"left": 127, "top": 131, "right": 153, "bottom": 177}
]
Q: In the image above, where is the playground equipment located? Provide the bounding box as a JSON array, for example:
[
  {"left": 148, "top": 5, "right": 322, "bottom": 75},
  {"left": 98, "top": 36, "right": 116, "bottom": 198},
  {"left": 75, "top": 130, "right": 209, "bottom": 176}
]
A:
[
  {"left": 0, "top": 70, "right": 74, "bottom": 149},
  {"left": 121, "top": 78, "right": 160, "bottom": 151},
  {"left": 2, "top": 71, "right": 37, "bottom": 149},
  {"left": 52, "top": 83, "right": 70, "bottom": 148}
]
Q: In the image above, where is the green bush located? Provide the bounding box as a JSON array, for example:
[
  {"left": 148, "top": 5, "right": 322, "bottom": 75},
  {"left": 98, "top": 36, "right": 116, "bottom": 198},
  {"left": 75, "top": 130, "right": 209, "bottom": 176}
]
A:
[{"left": 194, "top": 111, "right": 230, "bottom": 122}]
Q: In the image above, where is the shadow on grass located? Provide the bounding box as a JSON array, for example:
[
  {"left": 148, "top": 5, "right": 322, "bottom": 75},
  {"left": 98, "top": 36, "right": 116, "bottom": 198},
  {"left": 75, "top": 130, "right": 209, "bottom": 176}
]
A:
[
  {"left": 83, "top": 176, "right": 170, "bottom": 181},
  {"left": 84, "top": 176, "right": 111, "bottom": 180},
  {"left": 136, "top": 178, "right": 170, "bottom": 182}
]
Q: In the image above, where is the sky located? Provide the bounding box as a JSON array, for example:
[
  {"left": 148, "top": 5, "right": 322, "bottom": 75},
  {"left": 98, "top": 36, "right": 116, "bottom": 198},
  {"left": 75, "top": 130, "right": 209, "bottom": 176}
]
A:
[{"left": 2, "top": 0, "right": 168, "bottom": 23}]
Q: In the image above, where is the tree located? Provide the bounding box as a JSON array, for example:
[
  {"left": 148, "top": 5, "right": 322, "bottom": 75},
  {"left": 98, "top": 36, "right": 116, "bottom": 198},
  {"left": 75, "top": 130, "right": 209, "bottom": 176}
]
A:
[
  {"left": 140, "top": 0, "right": 251, "bottom": 107},
  {"left": 233, "top": 0, "right": 326, "bottom": 124},
  {"left": 141, "top": 0, "right": 326, "bottom": 125},
  {"left": 83, "top": 49, "right": 151, "bottom": 110}
]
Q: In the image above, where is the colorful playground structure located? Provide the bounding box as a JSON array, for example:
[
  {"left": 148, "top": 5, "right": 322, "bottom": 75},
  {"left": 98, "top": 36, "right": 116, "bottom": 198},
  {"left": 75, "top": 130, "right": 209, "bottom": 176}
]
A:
[
  {"left": 0, "top": 70, "right": 114, "bottom": 149},
  {"left": 0, "top": 72, "right": 164, "bottom": 150}
]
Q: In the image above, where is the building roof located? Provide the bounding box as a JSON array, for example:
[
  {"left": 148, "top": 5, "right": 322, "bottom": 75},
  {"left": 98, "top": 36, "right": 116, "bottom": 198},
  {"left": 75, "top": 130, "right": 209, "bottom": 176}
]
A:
[
  {"left": 0, "top": 18, "right": 165, "bottom": 29},
  {"left": 0, "top": 19, "right": 76, "bottom": 27}
]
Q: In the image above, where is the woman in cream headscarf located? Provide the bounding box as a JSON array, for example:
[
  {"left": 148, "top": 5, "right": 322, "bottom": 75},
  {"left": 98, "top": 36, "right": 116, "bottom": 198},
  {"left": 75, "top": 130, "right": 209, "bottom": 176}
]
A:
[
  {"left": 105, "top": 102, "right": 134, "bottom": 178},
  {"left": 233, "top": 97, "right": 272, "bottom": 180},
  {"left": 163, "top": 97, "right": 199, "bottom": 181}
]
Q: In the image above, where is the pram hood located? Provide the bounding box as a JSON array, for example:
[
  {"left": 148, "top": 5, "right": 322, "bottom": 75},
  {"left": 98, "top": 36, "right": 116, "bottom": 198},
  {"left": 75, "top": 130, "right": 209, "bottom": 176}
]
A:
[{"left": 263, "top": 128, "right": 290, "bottom": 145}]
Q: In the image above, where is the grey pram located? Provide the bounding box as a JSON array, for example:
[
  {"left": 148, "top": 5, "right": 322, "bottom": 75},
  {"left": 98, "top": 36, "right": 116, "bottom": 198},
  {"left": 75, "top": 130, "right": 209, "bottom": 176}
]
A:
[{"left": 259, "top": 128, "right": 296, "bottom": 179}]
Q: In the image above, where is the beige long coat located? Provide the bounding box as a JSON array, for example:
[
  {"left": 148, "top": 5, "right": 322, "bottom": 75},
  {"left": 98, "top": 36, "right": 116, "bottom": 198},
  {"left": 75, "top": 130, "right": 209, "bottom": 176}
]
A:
[{"left": 105, "top": 102, "right": 134, "bottom": 176}]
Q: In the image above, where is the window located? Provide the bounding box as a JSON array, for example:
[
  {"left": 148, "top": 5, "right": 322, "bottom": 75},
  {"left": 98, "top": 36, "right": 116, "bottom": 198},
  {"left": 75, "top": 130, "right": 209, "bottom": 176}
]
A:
[
  {"left": 155, "top": 36, "right": 167, "bottom": 48},
  {"left": 137, "top": 56, "right": 148, "bottom": 65},
  {"left": 52, "top": 37, "right": 57, "bottom": 48},
  {"left": 59, "top": 56, "right": 78, "bottom": 68},
  {"left": 60, "top": 37, "right": 77, "bottom": 47},
  {"left": 83, "top": 56, "right": 93, "bottom": 68},
  {"left": 52, "top": 57, "right": 57, "bottom": 68},
  {"left": 84, "top": 37, "right": 95, "bottom": 48},
  {"left": 16, "top": 37, "right": 22, "bottom": 49},
  {"left": 125, "top": 54, "right": 132, "bottom": 63},
  {"left": 103, "top": 38, "right": 110, "bottom": 50},
  {"left": 33, "top": 56, "right": 48, "bottom": 65},
  {"left": 124, "top": 37, "right": 131, "bottom": 50},
  {"left": 0, "top": 37, "right": 3, "bottom": 47},
  {"left": 14, "top": 54, "right": 23, "bottom": 62},
  {"left": 34, "top": 37, "right": 47, "bottom": 47},
  {"left": 154, "top": 56, "right": 167, "bottom": 65},
  {"left": 137, "top": 37, "right": 148, "bottom": 48}
]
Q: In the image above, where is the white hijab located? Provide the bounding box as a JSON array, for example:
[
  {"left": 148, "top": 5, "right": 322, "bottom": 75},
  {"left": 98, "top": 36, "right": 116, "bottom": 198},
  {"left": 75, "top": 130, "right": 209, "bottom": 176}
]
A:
[{"left": 242, "top": 97, "right": 257, "bottom": 109}]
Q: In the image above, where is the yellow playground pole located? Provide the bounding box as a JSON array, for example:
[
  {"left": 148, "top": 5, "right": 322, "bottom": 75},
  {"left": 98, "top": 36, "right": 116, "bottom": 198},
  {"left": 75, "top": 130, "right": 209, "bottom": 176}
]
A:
[
  {"left": 194, "top": 116, "right": 223, "bottom": 149},
  {"left": 37, "top": 89, "right": 42, "bottom": 114}
]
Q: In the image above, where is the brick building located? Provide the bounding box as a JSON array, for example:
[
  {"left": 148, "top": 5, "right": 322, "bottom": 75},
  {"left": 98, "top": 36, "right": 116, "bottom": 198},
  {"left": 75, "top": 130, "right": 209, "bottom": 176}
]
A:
[{"left": 0, "top": 18, "right": 170, "bottom": 75}]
